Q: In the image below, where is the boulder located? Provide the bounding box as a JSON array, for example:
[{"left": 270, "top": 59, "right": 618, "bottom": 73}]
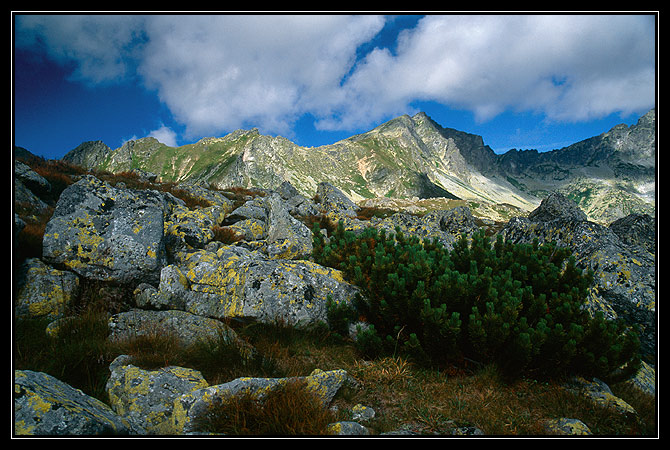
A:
[
  {"left": 164, "top": 202, "right": 228, "bottom": 250},
  {"left": 544, "top": 418, "right": 592, "bottom": 435},
  {"left": 371, "top": 205, "right": 480, "bottom": 249},
  {"left": 106, "top": 356, "right": 209, "bottom": 435},
  {"left": 15, "top": 258, "right": 80, "bottom": 320},
  {"left": 527, "top": 192, "right": 588, "bottom": 223},
  {"left": 327, "top": 421, "right": 370, "bottom": 435},
  {"left": 221, "top": 192, "right": 313, "bottom": 260},
  {"left": 277, "top": 180, "right": 320, "bottom": 217},
  {"left": 564, "top": 377, "right": 637, "bottom": 415},
  {"left": 265, "top": 193, "right": 313, "bottom": 260},
  {"left": 107, "top": 309, "right": 252, "bottom": 356},
  {"left": 171, "top": 368, "right": 350, "bottom": 434},
  {"left": 317, "top": 182, "right": 359, "bottom": 217},
  {"left": 14, "top": 160, "right": 51, "bottom": 197},
  {"left": 609, "top": 213, "right": 656, "bottom": 254},
  {"left": 42, "top": 175, "right": 168, "bottom": 286},
  {"left": 161, "top": 245, "right": 359, "bottom": 326},
  {"left": 14, "top": 370, "right": 132, "bottom": 435}
]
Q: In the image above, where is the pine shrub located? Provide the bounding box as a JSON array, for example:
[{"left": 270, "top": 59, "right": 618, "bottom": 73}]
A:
[{"left": 314, "top": 220, "right": 640, "bottom": 381}]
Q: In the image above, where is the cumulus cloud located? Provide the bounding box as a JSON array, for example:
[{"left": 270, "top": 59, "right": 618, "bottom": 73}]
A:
[
  {"left": 15, "top": 14, "right": 146, "bottom": 85},
  {"left": 137, "top": 15, "right": 385, "bottom": 139},
  {"left": 148, "top": 124, "right": 178, "bottom": 147},
  {"left": 320, "top": 14, "right": 656, "bottom": 130},
  {"left": 15, "top": 14, "right": 655, "bottom": 139}
]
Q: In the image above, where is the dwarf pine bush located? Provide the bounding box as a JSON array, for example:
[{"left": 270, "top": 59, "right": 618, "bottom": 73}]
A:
[{"left": 313, "top": 220, "right": 640, "bottom": 381}]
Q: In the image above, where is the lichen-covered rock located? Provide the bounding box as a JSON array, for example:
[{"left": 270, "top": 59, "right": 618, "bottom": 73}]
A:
[
  {"left": 350, "top": 403, "right": 375, "bottom": 422},
  {"left": 224, "top": 195, "right": 269, "bottom": 224},
  {"left": 327, "top": 421, "right": 370, "bottom": 435},
  {"left": 106, "top": 356, "right": 209, "bottom": 435},
  {"left": 107, "top": 309, "right": 252, "bottom": 356},
  {"left": 565, "top": 377, "right": 637, "bottom": 415},
  {"left": 171, "top": 368, "right": 349, "bottom": 434},
  {"left": 161, "top": 245, "right": 358, "bottom": 326},
  {"left": 265, "top": 193, "right": 313, "bottom": 260},
  {"left": 164, "top": 203, "right": 229, "bottom": 250},
  {"left": 545, "top": 418, "right": 592, "bottom": 435},
  {"left": 498, "top": 193, "right": 656, "bottom": 358},
  {"left": 278, "top": 181, "right": 320, "bottom": 217},
  {"left": 221, "top": 193, "right": 313, "bottom": 260},
  {"left": 317, "top": 182, "right": 359, "bottom": 217},
  {"left": 42, "top": 175, "right": 168, "bottom": 285},
  {"left": 15, "top": 258, "right": 80, "bottom": 320},
  {"left": 609, "top": 213, "right": 656, "bottom": 254},
  {"left": 14, "top": 370, "right": 132, "bottom": 435},
  {"left": 227, "top": 218, "right": 267, "bottom": 241},
  {"left": 370, "top": 205, "right": 480, "bottom": 249},
  {"left": 625, "top": 360, "right": 655, "bottom": 397}
]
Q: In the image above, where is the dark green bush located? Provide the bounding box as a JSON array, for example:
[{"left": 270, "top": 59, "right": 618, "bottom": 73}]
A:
[{"left": 314, "top": 220, "right": 640, "bottom": 381}]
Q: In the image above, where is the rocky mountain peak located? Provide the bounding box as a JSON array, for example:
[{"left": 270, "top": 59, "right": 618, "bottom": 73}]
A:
[{"left": 57, "top": 108, "right": 655, "bottom": 224}]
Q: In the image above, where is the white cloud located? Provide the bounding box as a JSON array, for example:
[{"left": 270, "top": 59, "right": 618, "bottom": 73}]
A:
[
  {"left": 148, "top": 125, "right": 178, "bottom": 147},
  {"left": 15, "top": 14, "right": 655, "bottom": 140},
  {"left": 136, "top": 15, "right": 385, "bottom": 139},
  {"left": 15, "top": 14, "right": 146, "bottom": 85},
  {"left": 321, "top": 14, "right": 656, "bottom": 130}
]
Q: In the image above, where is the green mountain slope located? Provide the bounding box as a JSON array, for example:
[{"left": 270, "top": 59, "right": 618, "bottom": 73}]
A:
[{"left": 62, "top": 109, "right": 655, "bottom": 224}]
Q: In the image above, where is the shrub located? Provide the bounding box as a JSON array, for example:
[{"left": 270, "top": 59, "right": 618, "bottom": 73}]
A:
[{"left": 314, "top": 221, "right": 640, "bottom": 382}]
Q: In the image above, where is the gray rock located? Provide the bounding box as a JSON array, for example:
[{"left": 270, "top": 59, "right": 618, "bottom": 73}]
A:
[
  {"left": 544, "top": 418, "right": 592, "bottom": 435},
  {"left": 317, "top": 182, "right": 359, "bottom": 217},
  {"left": 161, "top": 245, "right": 359, "bottom": 327},
  {"left": 15, "top": 370, "right": 132, "bottom": 435},
  {"left": 265, "top": 193, "right": 313, "bottom": 260},
  {"left": 106, "top": 356, "right": 209, "bottom": 435},
  {"left": 327, "top": 421, "right": 370, "bottom": 435},
  {"left": 42, "top": 175, "right": 168, "bottom": 286},
  {"left": 609, "top": 213, "right": 656, "bottom": 254},
  {"left": 107, "top": 309, "right": 252, "bottom": 355},
  {"left": 15, "top": 258, "right": 80, "bottom": 320},
  {"left": 172, "top": 368, "right": 349, "bottom": 434},
  {"left": 528, "top": 192, "right": 588, "bottom": 223},
  {"left": 371, "top": 205, "right": 480, "bottom": 249},
  {"left": 14, "top": 160, "right": 51, "bottom": 196},
  {"left": 223, "top": 196, "right": 269, "bottom": 224}
]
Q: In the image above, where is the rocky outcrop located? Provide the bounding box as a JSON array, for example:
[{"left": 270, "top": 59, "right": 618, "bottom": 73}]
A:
[
  {"left": 106, "top": 356, "right": 210, "bottom": 435},
  {"left": 498, "top": 193, "right": 656, "bottom": 358}
]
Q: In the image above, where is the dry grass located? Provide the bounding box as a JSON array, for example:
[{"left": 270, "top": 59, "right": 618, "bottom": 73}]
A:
[
  {"left": 14, "top": 300, "right": 656, "bottom": 436},
  {"left": 191, "top": 379, "right": 338, "bottom": 435},
  {"left": 211, "top": 225, "right": 245, "bottom": 245}
]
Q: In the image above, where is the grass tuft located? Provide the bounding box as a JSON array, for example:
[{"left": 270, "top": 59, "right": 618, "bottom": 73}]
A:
[{"left": 192, "top": 379, "right": 338, "bottom": 435}]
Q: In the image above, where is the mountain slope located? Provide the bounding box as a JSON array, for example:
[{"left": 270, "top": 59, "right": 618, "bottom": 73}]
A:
[{"left": 62, "top": 109, "right": 655, "bottom": 224}]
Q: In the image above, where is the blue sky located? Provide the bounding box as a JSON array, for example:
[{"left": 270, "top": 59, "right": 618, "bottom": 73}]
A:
[{"left": 13, "top": 13, "right": 656, "bottom": 160}]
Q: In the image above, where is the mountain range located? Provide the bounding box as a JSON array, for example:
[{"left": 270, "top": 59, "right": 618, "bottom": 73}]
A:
[{"left": 61, "top": 109, "right": 656, "bottom": 224}]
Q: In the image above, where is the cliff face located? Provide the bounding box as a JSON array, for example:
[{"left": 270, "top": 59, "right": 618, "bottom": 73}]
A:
[{"left": 62, "top": 109, "right": 655, "bottom": 224}]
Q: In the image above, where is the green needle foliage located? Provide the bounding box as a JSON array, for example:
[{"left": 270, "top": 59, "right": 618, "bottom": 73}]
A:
[{"left": 314, "top": 220, "right": 640, "bottom": 382}]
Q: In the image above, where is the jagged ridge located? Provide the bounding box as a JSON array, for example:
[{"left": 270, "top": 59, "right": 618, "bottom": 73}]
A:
[{"left": 62, "top": 109, "right": 656, "bottom": 224}]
